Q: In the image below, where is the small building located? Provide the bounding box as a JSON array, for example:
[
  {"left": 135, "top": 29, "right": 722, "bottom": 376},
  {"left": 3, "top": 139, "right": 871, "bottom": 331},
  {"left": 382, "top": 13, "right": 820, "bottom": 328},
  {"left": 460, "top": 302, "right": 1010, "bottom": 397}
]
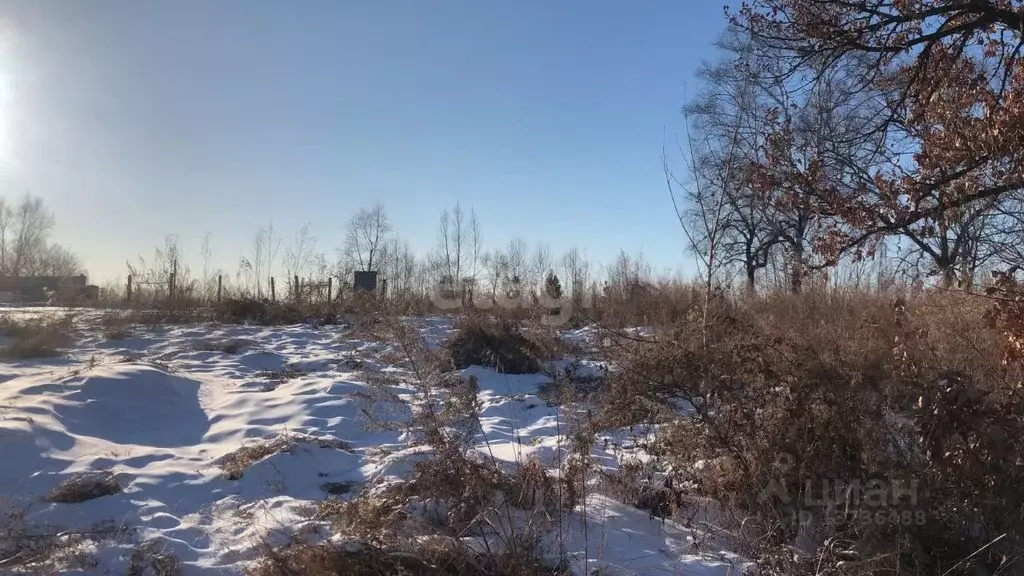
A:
[
  {"left": 0, "top": 275, "right": 89, "bottom": 303},
  {"left": 353, "top": 271, "right": 378, "bottom": 293}
]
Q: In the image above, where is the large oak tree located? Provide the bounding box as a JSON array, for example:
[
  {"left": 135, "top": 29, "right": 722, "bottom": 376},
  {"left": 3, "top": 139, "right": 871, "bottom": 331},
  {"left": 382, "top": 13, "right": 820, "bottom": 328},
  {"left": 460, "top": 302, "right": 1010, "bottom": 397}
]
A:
[{"left": 735, "top": 0, "right": 1024, "bottom": 264}]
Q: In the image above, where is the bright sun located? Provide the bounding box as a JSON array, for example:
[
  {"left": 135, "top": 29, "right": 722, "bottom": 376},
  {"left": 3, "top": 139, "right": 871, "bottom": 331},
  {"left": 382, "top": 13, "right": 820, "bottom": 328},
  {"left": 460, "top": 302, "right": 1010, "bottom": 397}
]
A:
[
  {"left": 0, "top": 72, "right": 11, "bottom": 166},
  {"left": 0, "top": 29, "right": 16, "bottom": 169}
]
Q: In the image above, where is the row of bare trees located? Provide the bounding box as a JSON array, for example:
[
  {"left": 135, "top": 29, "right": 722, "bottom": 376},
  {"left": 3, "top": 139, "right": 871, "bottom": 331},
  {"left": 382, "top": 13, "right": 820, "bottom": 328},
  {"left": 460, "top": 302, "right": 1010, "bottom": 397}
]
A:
[
  {"left": 675, "top": 20, "right": 1024, "bottom": 293},
  {"left": 123, "top": 201, "right": 609, "bottom": 306},
  {"left": 0, "top": 194, "right": 83, "bottom": 279}
]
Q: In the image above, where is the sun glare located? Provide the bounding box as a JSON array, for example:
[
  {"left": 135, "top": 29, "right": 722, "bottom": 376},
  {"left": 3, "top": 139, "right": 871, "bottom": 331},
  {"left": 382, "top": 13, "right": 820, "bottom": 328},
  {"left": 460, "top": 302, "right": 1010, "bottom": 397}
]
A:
[
  {"left": 0, "top": 26, "right": 16, "bottom": 169},
  {"left": 0, "top": 71, "right": 12, "bottom": 167}
]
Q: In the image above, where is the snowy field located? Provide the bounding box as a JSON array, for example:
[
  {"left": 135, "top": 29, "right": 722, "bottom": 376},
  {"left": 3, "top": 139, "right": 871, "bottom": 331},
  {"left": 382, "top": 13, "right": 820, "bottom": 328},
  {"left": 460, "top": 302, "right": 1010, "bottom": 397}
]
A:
[{"left": 0, "top": 310, "right": 748, "bottom": 575}]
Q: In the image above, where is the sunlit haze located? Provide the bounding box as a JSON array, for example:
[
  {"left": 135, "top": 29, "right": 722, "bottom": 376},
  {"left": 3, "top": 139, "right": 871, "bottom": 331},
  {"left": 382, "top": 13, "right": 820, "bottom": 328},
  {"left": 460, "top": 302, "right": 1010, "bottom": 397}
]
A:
[{"left": 0, "top": 1, "right": 729, "bottom": 284}]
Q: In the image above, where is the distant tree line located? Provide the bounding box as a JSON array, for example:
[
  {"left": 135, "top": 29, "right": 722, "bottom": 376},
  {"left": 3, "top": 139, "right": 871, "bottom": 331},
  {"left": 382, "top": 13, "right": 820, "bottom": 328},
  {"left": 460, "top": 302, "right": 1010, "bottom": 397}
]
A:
[
  {"left": 120, "top": 200, "right": 618, "bottom": 308},
  {"left": 0, "top": 194, "right": 83, "bottom": 279}
]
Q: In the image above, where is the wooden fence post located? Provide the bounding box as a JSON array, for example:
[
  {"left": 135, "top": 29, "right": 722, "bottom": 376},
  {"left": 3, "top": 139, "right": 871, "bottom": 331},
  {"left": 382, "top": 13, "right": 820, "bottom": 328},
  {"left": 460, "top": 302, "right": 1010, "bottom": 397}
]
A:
[
  {"left": 294, "top": 275, "right": 300, "bottom": 303},
  {"left": 270, "top": 277, "right": 275, "bottom": 302},
  {"left": 327, "top": 277, "right": 333, "bottom": 304},
  {"left": 126, "top": 274, "right": 133, "bottom": 303},
  {"left": 217, "top": 275, "right": 222, "bottom": 303}
]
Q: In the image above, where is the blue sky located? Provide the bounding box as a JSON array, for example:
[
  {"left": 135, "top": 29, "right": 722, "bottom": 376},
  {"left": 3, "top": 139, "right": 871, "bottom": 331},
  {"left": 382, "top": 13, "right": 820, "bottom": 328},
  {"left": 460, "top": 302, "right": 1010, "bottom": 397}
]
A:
[{"left": 0, "top": 1, "right": 731, "bottom": 283}]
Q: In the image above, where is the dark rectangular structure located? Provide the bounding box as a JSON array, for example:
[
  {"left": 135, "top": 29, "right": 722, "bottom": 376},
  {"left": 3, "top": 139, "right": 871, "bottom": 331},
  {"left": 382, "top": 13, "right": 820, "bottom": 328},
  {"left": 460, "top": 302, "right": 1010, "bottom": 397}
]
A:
[
  {"left": 0, "top": 275, "right": 88, "bottom": 302},
  {"left": 353, "top": 271, "right": 378, "bottom": 292}
]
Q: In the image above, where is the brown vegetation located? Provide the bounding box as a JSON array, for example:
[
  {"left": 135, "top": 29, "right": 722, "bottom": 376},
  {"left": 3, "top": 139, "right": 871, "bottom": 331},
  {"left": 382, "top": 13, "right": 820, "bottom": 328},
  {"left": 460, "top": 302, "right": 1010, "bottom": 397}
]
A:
[
  {"left": 444, "top": 313, "right": 568, "bottom": 374},
  {"left": 0, "top": 314, "right": 74, "bottom": 360},
  {"left": 217, "top": 434, "right": 351, "bottom": 481},
  {"left": 0, "top": 505, "right": 127, "bottom": 574},
  {"left": 246, "top": 319, "right": 567, "bottom": 576},
  {"left": 598, "top": 289, "right": 1024, "bottom": 574},
  {"left": 44, "top": 471, "right": 122, "bottom": 504}
]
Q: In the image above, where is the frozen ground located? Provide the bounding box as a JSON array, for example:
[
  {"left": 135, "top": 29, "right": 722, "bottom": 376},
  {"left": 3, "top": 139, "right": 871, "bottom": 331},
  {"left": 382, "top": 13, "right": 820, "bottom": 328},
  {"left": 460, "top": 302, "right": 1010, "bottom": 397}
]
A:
[{"left": 0, "top": 310, "right": 749, "bottom": 575}]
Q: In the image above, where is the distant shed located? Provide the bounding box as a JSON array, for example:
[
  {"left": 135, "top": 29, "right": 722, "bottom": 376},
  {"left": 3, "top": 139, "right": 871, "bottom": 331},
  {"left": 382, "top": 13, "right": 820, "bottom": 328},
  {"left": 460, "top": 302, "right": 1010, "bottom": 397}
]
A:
[
  {"left": 353, "top": 271, "right": 378, "bottom": 292},
  {"left": 0, "top": 275, "right": 89, "bottom": 303}
]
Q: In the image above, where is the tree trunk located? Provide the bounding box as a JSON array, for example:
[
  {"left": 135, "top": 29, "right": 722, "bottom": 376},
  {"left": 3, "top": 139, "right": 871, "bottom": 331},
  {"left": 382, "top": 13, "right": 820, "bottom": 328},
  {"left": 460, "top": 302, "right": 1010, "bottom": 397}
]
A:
[
  {"left": 940, "top": 265, "right": 956, "bottom": 289},
  {"left": 790, "top": 251, "right": 804, "bottom": 294}
]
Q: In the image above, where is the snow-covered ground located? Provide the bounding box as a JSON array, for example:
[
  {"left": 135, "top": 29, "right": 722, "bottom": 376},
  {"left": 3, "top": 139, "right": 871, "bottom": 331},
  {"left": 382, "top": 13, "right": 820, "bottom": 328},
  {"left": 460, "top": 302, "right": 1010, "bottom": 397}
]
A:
[{"left": 0, "top": 310, "right": 748, "bottom": 575}]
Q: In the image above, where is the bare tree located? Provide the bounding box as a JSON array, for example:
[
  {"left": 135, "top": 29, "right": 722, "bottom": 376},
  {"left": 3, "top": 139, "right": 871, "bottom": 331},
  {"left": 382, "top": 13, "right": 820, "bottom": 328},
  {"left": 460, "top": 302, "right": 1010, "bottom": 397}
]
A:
[
  {"left": 200, "top": 233, "right": 213, "bottom": 300},
  {"left": 666, "top": 109, "right": 736, "bottom": 299},
  {"left": 309, "top": 252, "right": 331, "bottom": 284},
  {"left": 430, "top": 202, "right": 481, "bottom": 301},
  {"left": 981, "top": 192, "right": 1024, "bottom": 280},
  {"left": 686, "top": 30, "right": 781, "bottom": 292},
  {"left": 605, "top": 251, "right": 652, "bottom": 299},
  {"left": 529, "top": 243, "right": 553, "bottom": 297},
  {"left": 480, "top": 250, "right": 508, "bottom": 302},
  {"left": 686, "top": 27, "right": 890, "bottom": 293},
  {"left": 888, "top": 194, "right": 1002, "bottom": 289},
  {"left": 0, "top": 198, "right": 11, "bottom": 275},
  {"left": 9, "top": 195, "right": 56, "bottom": 277},
  {"left": 32, "top": 244, "right": 83, "bottom": 277},
  {"left": 561, "top": 247, "right": 592, "bottom": 306},
  {"left": 344, "top": 204, "right": 390, "bottom": 272},
  {"left": 503, "top": 237, "right": 529, "bottom": 300},
  {"left": 251, "top": 222, "right": 282, "bottom": 298},
  {"left": 381, "top": 237, "right": 419, "bottom": 300},
  {"left": 284, "top": 223, "right": 317, "bottom": 295},
  {"left": 129, "top": 235, "right": 193, "bottom": 299},
  {"left": 431, "top": 203, "right": 481, "bottom": 303}
]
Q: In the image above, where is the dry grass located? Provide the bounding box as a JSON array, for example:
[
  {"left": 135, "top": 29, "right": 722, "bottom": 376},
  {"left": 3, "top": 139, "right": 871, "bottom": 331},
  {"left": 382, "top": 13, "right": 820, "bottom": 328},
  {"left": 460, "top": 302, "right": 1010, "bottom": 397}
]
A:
[
  {"left": 195, "top": 338, "right": 249, "bottom": 354},
  {"left": 118, "top": 302, "right": 211, "bottom": 326},
  {"left": 596, "top": 288, "right": 1024, "bottom": 574},
  {"left": 217, "top": 434, "right": 351, "bottom": 480},
  {"left": 127, "top": 539, "right": 181, "bottom": 576},
  {"left": 256, "top": 365, "right": 307, "bottom": 391},
  {"left": 588, "top": 278, "right": 701, "bottom": 328},
  {"left": 0, "top": 314, "right": 74, "bottom": 360},
  {"left": 0, "top": 505, "right": 127, "bottom": 573},
  {"left": 44, "top": 471, "right": 121, "bottom": 504},
  {"left": 444, "top": 314, "right": 557, "bottom": 374},
  {"left": 299, "top": 456, "right": 566, "bottom": 575},
  {"left": 247, "top": 538, "right": 564, "bottom": 576},
  {"left": 250, "top": 319, "right": 570, "bottom": 576},
  {"left": 256, "top": 365, "right": 306, "bottom": 381},
  {"left": 70, "top": 282, "right": 1024, "bottom": 574},
  {"left": 99, "top": 312, "right": 133, "bottom": 340},
  {"left": 212, "top": 298, "right": 314, "bottom": 326}
]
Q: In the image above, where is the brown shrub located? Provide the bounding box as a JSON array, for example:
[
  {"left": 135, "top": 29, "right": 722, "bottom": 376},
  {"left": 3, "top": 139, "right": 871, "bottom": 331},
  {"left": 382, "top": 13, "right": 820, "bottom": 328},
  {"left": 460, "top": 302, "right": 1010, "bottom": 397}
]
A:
[
  {"left": 0, "top": 314, "right": 74, "bottom": 360},
  {"left": 195, "top": 338, "right": 249, "bottom": 354},
  {"left": 120, "top": 301, "right": 210, "bottom": 325},
  {"left": 99, "top": 312, "right": 133, "bottom": 340},
  {"left": 305, "top": 449, "right": 566, "bottom": 575},
  {"left": 598, "top": 289, "right": 1024, "bottom": 574},
  {"left": 0, "top": 506, "right": 126, "bottom": 573},
  {"left": 213, "top": 298, "right": 307, "bottom": 325},
  {"left": 297, "top": 319, "right": 567, "bottom": 575},
  {"left": 127, "top": 539, "right": 181, "bottom": 576},
  {"left": 445, "top": 314, "right": 548, "bottom": 374},
  {"left": 44, "top": 471, "right": 122, "bottom": 503},
  {"left": 217, "top": 434, "right": 350, "bottom": 480},
  {"left": 246, "top": 539, "right": 562, "bottom": 576},
  {"left": 589, "top": 279, "right": 701, "bottom": 328}
]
